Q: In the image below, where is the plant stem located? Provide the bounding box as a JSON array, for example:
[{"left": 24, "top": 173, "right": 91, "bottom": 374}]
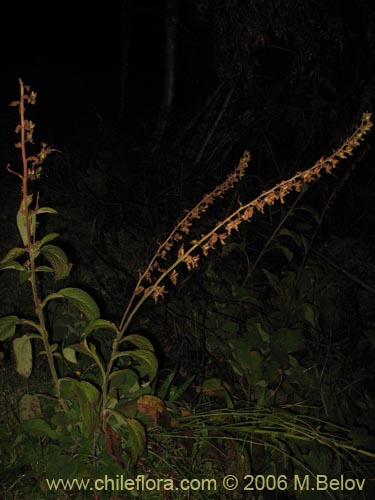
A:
[{"left": 18, "top": 80, "right": 66, "bottom": 409}]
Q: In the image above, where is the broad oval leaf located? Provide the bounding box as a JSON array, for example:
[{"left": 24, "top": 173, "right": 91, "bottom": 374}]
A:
[
  {"left": 19, "top": 394, "right": 42, "bottom": 421},
  {"left": 76, "top": 380, "right": 100, "bottom": 405},
  {"left": 278, "top": 227, "right": 302, "bottom": 247},
  {"left": 75, "top": 381, "right": 100, "bottom": 436},
  {"left": 19, "top": 270, "right": 31, "bottom": 283},
  {"left": 45, "top": 453, "right": 77, "bottom": 481},
  {"left": 222, "top": 320, "right": 240, "bottom": 335},
  {"left": 40, "top": 232, "right": 60, "bottom": 245},
  {"left": 271, "top": 244, "right": 294, "bottom": 262},
  {"left": 0, "top": 315, "right": 18, "bottom": 340},
  {"left": 44, "top": 288, "right": 100, "bottom": 320},
  {"left": 16, "top": 196, "right": 33, "bottom": 246},
  {"left": 69, "top": 341, "right": 91, "bottom": 355},
  {"left": 106, "top": 410, "right": 146, "bottom": 466},
  {"left": 0, "top": 260, "right": 27, "bottom": 272},
  {"left": 67, "top": 341, "right": 104, "bottom": 378},
  {"left": 22, "top": 418, "right": 60, "bottom": 439},
  {"left": 84, "top": 319, "right": 119, "bottom": 336},
  {"left": 0, "top": 247, "right": 26, "bottom": 263},
  {"left": 59, "top": 377, "right": 77, "bottom": 398},
  {"left": 109, "top": 368, "right": 140, "bottom": 395},
  {"left": 137, "top": 395, "right": 169, "bottom": 428},
  {"left": 301, "top": 303, "right": 319, "bottom": 329},
  {"left": 63, "top": 347, "right": 78, "bottom": 364},
  {"left": 121, "top": 334, "right": 154, "bottom": 351},
  {"left": 262, "top": 269, "right": 280, "bottom": 292},
  {"left": 41, "top": 245, "right": 72, "bottom": 280},
  {"left": 13, "top": 335, "right": 33, "bottom": 378},
  {"left": 126, "top": 418, "right": 146, "bottom": 465},
  {"left": 113, "top": 349, "right": 158, "bottom": 381},
  {"left": 272, "top": 328, "right": 306, "bottom": 353}
]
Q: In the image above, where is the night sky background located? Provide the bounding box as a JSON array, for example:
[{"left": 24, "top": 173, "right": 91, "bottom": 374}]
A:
[{"left": 1, "top": 1, "right": 375, "bottom": 166}]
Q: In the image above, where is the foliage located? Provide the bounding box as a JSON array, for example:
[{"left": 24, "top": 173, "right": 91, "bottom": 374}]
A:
[{"left": 0, "top": 80, "right": 375, "bottom": 499}]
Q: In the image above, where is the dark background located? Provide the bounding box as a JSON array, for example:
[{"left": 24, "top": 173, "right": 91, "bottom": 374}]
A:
[{"left": 1, "top": 1, "right": 374, "bottom": 166}]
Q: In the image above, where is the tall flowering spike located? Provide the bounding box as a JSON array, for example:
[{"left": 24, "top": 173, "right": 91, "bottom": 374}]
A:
[
  {"left": 159, "top": 150, "right": 251, "bottom": 258},
  {"left": 135, "top": 151, "right": 251, "bottom": 288},
  {"left": 174, "top": 112, "right": 373, "bottom": 269},
  {"left": 119, "top": 113, "right": 372, "bottom": 334}
]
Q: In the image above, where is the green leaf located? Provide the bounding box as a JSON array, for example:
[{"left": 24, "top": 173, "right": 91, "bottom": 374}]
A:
[
  {"left": 16, "top": 196, "right": 33, "bottom": 246},
  {"left": 222, "top": 320, "right": 240, "bottom": 335},
  {"left": 59, "top": 377, "right": 77, "bottom": 398},
  {"left": 107, "top": 410, "right": 146, "bottom": 466},
  {"left": 278, "top": 227, "right": 301, "bottom": 247},
  {"left": 35, "top": 265, "right": 54, "bottom": 273},
  {"left": 63, "top": 347, "right": 77, "bottom": 363},
  {"left": 0, "top": 315, "right": 18, "bottom": 340},
  {"left": 263, "top": 359, "right": 283, "bottom": 383},
  {"left": 45, "top": 453, "right": 77, "bottom": 481},
  {"left": 119, "top": 399, "right": 138, "bottom": 418},
  {"left": 1, "top": 247, "right": 26, "bottom": 263},
  {"left": 51, "top": 411, "right": 74, "bottom": 431},
  {"left": 22, "top": 418, "right": 60, "bottom": 439},
  {"left": 68, "top": 340, "right": 105, "bottom": 379},
  {"left": 121, "top": 334, "right": 154, "bottom": 351},
  {"left": 168, "top": 375, "right": 195, "bottom": 403},
  {"left": 249, "top": 350, "right": 263, "bottom": 370},
  {"left": 262, "top": 269, "right": 280, "bottom": 292},
  {"left": 75, "top": 381, "right": 99, "bottom": 436},
  {"left": 301, "top": 303, "right": 319, "bottom": 329},
  {"left": 352, "top": 427, "right": 375, "bottom": 448},
  {"left": 273, "top": 244, "right": 294, "bottom": 262},
  {"left": 41, "top": 244, "right": 72, "bottom": 280},
  {"left": 157, "top": 369, "right": 177, "bottom": 400},
  {"left": 109, "top": 369, "right": 140, "bottom": 396},
  {"left": 113, "top": 349, "right": 158, "bottom": 381},
  {"left": 201, "top": 378, "right": 229, "bottom": 398},
  {"left": 229, "top": 339, "right": 264, "bottom": 373},
  {"left": 19, "top": 270, "right": 31, "bottom": 283},
  {"left": 231, "top": 285, "right": 259, "bottom": 304},
  {"left": 76, "top": 380, "right": 100, "bottom": 405},
  {"left": 19, "top": 394, "right": 42, "bottom": 421},
  {"left": 303, "top": 442, "right": 333, "bottom": 474},
  {"left": 84, "top": 318, "right": 119, "bottom": 336},
  {"left": 295, "top": 205, "right": 320, "bottom": 223},
  {"left": 68, "top": 341, "right": 90, "bottom": 355},
  {"left": 0, "top": 260, "right": 27, "bottom": 272},
  {"left": 37, "top": 206, "right": 58, "bottom": 215},
  {"left": 13, "top": 335, "right": 33, "bottom": 378},
  {"left": 58, "top": 379, "right": 99, "bottom": 436},
  {"left": 40, "top": 232, "right": 60, "bottom": 245},
  {"left": 127, "top": 418, "right": 146, "bottom": 465},
  {"left": 43, "top": 288, "right": 100, "bottom": 320},
  {"left": 272, "top": 328, "right": 306, "bottom": 353}
]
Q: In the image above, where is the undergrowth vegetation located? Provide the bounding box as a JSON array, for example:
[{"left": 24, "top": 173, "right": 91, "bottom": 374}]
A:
[{"left": 1, "top": 80, "right": 375, "bottom": 500}]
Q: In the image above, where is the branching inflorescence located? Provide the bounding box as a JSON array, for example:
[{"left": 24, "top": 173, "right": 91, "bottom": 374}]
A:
[{"left": 119, "top": 112, "right": 373, "bottom": 335}]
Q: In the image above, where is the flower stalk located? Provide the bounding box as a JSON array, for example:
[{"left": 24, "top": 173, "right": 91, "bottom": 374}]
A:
[{"left": 118, "top": 112, "right": 373, "bottom": 338}]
